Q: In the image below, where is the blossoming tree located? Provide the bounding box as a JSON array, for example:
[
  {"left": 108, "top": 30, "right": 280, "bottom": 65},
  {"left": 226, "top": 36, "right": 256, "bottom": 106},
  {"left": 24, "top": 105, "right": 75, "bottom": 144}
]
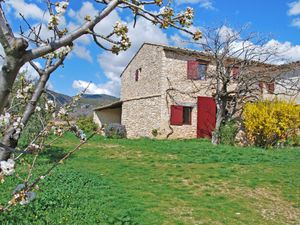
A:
[{"left": 0, "top": 0, "right": 200, "bottom": 211}]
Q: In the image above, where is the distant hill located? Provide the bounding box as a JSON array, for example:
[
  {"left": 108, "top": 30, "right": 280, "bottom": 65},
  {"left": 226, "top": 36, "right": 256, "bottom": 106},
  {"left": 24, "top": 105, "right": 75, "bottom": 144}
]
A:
[{"left": 47, "top": 90, "right": 119, "bottom": 118}]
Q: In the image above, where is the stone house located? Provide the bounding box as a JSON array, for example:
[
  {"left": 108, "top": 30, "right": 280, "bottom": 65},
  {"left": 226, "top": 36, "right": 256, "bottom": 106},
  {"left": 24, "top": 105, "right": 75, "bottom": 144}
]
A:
[{"left": 93, "top": 43, "right": 298, "bottom": 139}]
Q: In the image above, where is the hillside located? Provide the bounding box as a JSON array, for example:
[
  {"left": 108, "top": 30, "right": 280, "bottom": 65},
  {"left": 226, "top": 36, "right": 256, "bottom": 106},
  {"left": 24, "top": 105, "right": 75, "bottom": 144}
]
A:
[{"left": 47, "top": 90, "right": 119, "bottom": 118}]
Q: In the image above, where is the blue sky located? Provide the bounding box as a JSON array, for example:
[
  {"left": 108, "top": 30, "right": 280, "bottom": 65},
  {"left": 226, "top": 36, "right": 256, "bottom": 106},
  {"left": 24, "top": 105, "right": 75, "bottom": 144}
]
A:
[{"left": 5, "top": 0, "right": 300, "bottom": 97}]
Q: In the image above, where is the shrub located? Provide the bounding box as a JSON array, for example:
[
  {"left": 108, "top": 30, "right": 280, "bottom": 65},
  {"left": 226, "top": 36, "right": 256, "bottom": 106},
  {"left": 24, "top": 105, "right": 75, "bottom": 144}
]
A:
[
  {"left": 76, "top": 116, "right": 98, "bottom": 133},
  {"left": 220, "top": 120, "right": 238, "bottom": 145},
  {"left": 243, "top": 99, "right": 300, "bottom": 148},
  {"left": 152, "top": 129, "right": 158, "bottom": 137},
  {"left": 104, "top": 123, "right": 127, "bottom": 139}
]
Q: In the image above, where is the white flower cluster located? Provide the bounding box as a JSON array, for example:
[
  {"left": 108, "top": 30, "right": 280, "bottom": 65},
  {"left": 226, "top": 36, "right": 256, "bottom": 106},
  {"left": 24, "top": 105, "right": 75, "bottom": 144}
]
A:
[
  {"left": 53, "top": 127, "right": 64, "bottom": 136},
  {"left": 178, "top": 7, "right": 194, "bottom": 27},
  {"left": 184, "top": 7, "right": 194, "bottom": 20},
  {"left": 13, "top": 117, "right": 24, "bottom": 135},
  {"left": 58, "top": 108, "right": 68, "bottom": 118},
  {"left": 46, "top": 45, "right": 72, "bottom": 59},
  {"left": 16, "top": 83, "right": 34, "bottom": 100},
  {"left": 28, "top": 143, "right": 40, "bottom": 152},
  {"left": 55, "top": 1, "right": 68, "bottom": 15},
  {"left": 0, "top": 113, "right": 11, "bottom": 128},
  {"left": 0, "top": 159, "right": 15, "bottom": 176},
  {"left": 48, "top": 1, "right": 69, "bottom": 30},
  {"left": 71, "top": 125, "right": 87, "bottom": 142},
  {"left": 113, "top": 21, "right": 127, "bottom": 36},
  {"left": 19, "top": 191, "right": 36, "bottom": 205},
  {"left": 45, "top": 100, "right": 55, "bottom": 112},
  {"left": 9, "top": 184, "right": 37, "bottom": 206},
  {"left": 48, "top": 15, "right": 60, "bottom": 30},
  {"left": 112, "top": 21, "right": 131, "bottom": 54},
  {"left": 35, "top": 106, "right": 41, "bottom": 112}
]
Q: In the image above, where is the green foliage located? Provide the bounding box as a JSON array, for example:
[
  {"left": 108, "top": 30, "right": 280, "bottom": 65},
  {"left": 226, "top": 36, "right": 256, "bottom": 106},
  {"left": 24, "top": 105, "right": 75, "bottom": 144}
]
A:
[
  {"left": 243, "top": 99, "right": 300, "bottom": 148},
  {"left": 151, "top": 129, "right": 158, "bottom": 137},
  {"left": 76, "top": 116, "right": 98, "bottom": 133},
  {"left": 220, "top": 120, "right": 238, "bottom": 145},
  {"left": 1, "top": 135, "right": 300, "bottom": 224},
  {"left": 104, "top": 123, "right": 127, "bottom": 139}
]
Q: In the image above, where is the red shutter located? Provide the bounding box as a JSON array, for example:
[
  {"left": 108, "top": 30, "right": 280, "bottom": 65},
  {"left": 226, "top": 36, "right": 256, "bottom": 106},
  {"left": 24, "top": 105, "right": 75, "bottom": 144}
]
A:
[
  {"left": 187, "top": 60, "right": 199, "bottom": 80},
  {"left": 258, "top": 82, "right": 264, "bottom": 94},
  {"left": 170, "top": 105, "right": 183, "bottom": 125},
  {"left": 267, "top": 81, "right": 275, "bottom": 94},
  {"left": 231, "top": 67, "right": 239, "bottom": 79}
]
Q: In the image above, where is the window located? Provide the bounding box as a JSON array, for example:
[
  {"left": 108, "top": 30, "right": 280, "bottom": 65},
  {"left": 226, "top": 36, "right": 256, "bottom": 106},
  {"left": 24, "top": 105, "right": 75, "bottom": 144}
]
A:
[
  {"left": 187, "top": 60, "right": 208, "bottom": 80},
  {"left": 135, "top": 68, "right": 142, "bottom": 81},
  {"left": 231, "top": 66, "right": 240, "bottom": 79},
  {"left": 183, "top": 107, "right": 192, "bottom": 124},
  {"left": 198, "top": 64, "right": 207, "bottom": 80},
  {"left": 258, "top": 81, "right": 275, "bottom": 94},
  {"left": 267, "top": 81, "right": 275, "bottom": 94},
  {"left": 170, "top": 105, "right": 192, "bottom": 126}
]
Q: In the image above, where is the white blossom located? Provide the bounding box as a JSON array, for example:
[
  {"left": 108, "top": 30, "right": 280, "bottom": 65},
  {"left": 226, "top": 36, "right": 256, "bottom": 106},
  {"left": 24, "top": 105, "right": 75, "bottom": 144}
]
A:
[
  {"left": 184, "top": 7, "right": 194, "bottom": 20},
  {"left": 48, "top": 15, "right": 60, "bottom": 30},
  {"left": 35, "top": 106, "right": 41, "bottom": 112},
  {"left": 13, "top": 117, "right": 24, "bottom": 134},
  {"left": 113, "top": 21, "right": 128, "bottom": 36},
  {"left": 55, "top": 1, "right": 69, "bottom": 15},
  {"left": 16, "top": 89, "right": 25, "bottom": 99},
  {"left": 28, "top": 143, "right": 40, "bottom": 152},
  {"left": 0, "top": 159, "right": 15, "bottom": 176},
  {"left": 54, "top": 46, "right": 72, "bottom": 58},
  {"left": 45, "top": 100, "right": 55, "bottom": 111},
  {"left": 58, "top": 108, "right": 68, "bottom": 117},
  {"left": 20, "top": 192, "right": 36, "bottom": 205},
  {"left": 0, "top": 113, "right": 11, "bottom": 127}
]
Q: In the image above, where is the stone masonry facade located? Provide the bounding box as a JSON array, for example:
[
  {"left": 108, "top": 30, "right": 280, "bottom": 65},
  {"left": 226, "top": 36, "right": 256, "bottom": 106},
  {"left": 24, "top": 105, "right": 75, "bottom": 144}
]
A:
[
  {"left": 120, "top": 43, "right": 218, "bottom": 139},
  {"left": 96, "top": 42, "right": 299, "bottom": 139}
]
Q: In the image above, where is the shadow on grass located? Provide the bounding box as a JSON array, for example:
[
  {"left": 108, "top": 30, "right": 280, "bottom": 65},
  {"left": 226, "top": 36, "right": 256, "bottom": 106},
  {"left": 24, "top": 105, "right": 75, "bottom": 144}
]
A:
[{"left": 43, "top": 146, "right": 68, "bottom": 163}]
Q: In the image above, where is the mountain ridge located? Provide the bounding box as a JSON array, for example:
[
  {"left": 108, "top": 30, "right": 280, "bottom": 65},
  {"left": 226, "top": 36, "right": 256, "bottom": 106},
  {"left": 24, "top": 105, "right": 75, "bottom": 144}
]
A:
[{"left": 47, "top": 90, "right": 119, "bottom": 118}]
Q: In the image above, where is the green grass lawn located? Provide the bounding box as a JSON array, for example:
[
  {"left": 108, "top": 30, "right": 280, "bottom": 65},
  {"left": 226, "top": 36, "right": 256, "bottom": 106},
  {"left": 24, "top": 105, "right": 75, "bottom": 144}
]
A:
[{"left": 1, "top": 134, "right": 300, "bottom": 224}]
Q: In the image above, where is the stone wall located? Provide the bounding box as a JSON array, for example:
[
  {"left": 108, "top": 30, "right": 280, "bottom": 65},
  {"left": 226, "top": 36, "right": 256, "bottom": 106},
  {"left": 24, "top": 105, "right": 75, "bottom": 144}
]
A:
[
  {"left": 121, "top": 44, "right": 164, "bottom": 101},
  {"left": 122, "top": 96, "right": 161, "bottom": 138},
  {"left": 93, "top": 108, "right": 121, "bottom": 128},
  {"left": 159, "top": 49, "right": 216, "bottom": 139}
]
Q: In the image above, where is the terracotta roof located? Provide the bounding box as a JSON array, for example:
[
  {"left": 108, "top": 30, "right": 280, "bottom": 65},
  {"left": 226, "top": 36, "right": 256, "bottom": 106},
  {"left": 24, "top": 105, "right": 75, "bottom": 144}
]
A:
[
  {"left": 119, "top": 42, "right": 277, "bottom": 77},
  {"left": 119, "top": 42, "right": 209, "bottom": 77},
  {"left": 93, "top": 101, "right": 122, "bottom": 111}
]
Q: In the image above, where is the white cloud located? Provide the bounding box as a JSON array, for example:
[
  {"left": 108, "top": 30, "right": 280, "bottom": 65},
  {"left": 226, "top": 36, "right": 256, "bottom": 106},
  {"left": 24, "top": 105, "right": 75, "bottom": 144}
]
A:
[
  {"left": 20, "top": 61, "right": 41, "bottom": 81},
  {"left": 96, "top": 17, "right": 169, "bottom": 96},
  {"left": 72, "top": 16, "right": 169, "bottom": 96},
  {"left": 177, "top": 0, "right": 214, "bottom": 9},
  {"left": 291, "top": 18, "right": 300, "bottom": 27},
  {"left": 263, "top": 39, "right": 300, "bottom": 64},
  {"left": 72, "top": 80, "right": 116, "bottom": 96},
  {"left": 71, "top": 44, "right": 93, "bottom": 63},
  {"left": 288, "top": 1, "right": 300, "bottom": 16},
  {"left": 6, "top": 0, "right": 49, "bottom": 21},
  {"left": 72, "top": 2, "right": 98, "bottom": 23},
  {"left": 218, "top": 25, "right": 240, "bottom": 41}
]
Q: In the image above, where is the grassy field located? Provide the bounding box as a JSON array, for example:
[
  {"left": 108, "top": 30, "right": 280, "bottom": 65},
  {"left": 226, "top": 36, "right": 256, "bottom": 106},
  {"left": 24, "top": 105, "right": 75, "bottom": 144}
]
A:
[{"left": 1, "top": 134, "right": 300, "bottom": 224}]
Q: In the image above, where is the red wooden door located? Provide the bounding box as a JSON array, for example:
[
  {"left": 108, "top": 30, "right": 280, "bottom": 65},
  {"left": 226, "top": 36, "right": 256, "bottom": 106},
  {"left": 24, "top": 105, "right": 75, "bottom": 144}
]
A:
[{"left": 197, "top": 97, "right": 216, "bottom": 138}]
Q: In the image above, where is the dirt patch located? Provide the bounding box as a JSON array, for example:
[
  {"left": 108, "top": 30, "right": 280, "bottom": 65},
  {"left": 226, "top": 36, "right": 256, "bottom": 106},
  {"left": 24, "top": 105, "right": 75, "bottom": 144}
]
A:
[
  {"left": 168, "top": 206, "right": 204, "bottom": 225},
  {"left": 219, "top": 184, "right": 300, "bottom": 224}
]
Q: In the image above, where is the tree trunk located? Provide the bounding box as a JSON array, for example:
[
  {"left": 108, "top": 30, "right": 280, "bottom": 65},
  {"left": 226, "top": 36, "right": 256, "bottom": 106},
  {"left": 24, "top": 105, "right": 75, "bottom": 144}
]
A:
[
  {"left": 0, "top": 72, "right": 50, "bottom": 161},
  {"left": 212, "top": 99, "right": 226, "bottom": 145},
  {"left": 0, "top": 56, "right": 22, "bottom": 114}
]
